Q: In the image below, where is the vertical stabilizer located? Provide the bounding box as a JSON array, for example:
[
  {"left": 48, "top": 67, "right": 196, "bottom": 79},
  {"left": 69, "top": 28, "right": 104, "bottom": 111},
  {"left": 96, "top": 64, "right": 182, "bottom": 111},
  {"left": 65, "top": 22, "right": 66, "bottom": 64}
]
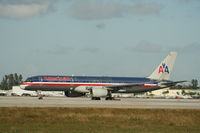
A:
[{"left": 148, "top": 52, "right": 177, "bottom": 80}]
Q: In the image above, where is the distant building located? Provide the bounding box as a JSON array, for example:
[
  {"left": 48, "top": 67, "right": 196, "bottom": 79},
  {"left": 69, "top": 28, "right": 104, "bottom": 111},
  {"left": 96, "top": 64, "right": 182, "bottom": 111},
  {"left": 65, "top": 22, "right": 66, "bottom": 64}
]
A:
[
  {"left": 9, "top": 86, "right": 64, "bottom": 97},
  {"left": 0, "top": 90, "right": 8, "bottom": 96},
  {"left": 149, "top": 88, "right": 200, "bottom": 99}
]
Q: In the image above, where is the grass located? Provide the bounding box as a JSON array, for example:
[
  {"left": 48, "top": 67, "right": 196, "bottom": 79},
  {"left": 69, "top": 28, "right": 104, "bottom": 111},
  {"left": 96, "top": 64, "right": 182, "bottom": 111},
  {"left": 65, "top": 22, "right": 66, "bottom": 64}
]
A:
[{"left": 0, "top": 107, "right": 200, "bottom": 133}]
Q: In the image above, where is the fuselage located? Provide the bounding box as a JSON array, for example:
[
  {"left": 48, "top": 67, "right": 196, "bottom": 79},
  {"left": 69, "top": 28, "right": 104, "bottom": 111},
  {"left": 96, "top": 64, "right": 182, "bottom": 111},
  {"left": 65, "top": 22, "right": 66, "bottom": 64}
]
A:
[{"left": 20, "top": 75, "right": 168, "bottom": 93}]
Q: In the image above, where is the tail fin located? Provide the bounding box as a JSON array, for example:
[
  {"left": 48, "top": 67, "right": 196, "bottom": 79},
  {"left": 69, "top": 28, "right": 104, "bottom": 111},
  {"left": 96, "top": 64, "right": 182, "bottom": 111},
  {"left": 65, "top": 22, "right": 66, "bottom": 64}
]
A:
[{"left": 148, "top": 52, "right": 177, "bottom": 80}]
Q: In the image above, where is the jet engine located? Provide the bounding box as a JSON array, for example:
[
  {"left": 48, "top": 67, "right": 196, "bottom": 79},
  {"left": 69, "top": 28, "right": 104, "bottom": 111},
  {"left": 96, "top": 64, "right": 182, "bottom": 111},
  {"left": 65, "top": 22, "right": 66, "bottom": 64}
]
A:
[
  {"left": 64, "top": 90, "right": 85, "bottom": 97},
  {"left": 91, "top": 88, "right": 108, "bottom": 97},
  {"left": 74, "top": 86, "right": 90, "bottom": 93}
]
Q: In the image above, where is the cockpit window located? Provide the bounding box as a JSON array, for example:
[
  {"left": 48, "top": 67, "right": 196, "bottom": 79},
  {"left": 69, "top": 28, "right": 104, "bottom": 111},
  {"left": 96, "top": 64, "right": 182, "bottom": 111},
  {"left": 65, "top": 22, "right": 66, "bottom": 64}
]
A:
[
  {"left": 25, "top": 76, "right": 40, "bottom": 82},
  {"left": 25, "top": 79, "right": 32, "bottom": 82}
]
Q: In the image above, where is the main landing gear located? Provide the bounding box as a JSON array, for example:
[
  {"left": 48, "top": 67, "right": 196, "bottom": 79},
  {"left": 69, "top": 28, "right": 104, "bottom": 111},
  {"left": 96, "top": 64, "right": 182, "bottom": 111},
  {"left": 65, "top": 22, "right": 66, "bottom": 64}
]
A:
[
  {"left": 105, "top": 91, "right": 115, "bottom": 100},
  {"left": 36, "top": 90, "right": 43, "bottom": 100},
  {"left": 105, "top": 97, "right": 115, "bottom": 100},
  {"left": 91, "top": 91, "right": 115, "bottom": 100},
  {"left": 91, "top": 97, "right": 101, "bottom": 100},
  {"left": 91, "top": 97, "right": 115, "bottom": 100}
]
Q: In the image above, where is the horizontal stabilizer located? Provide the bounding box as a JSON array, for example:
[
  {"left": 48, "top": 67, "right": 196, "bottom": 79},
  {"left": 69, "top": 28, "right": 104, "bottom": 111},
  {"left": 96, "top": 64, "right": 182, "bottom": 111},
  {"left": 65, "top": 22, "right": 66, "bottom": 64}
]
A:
[{"left": 159, "top": 80, "right": 187, "bottom": 87}]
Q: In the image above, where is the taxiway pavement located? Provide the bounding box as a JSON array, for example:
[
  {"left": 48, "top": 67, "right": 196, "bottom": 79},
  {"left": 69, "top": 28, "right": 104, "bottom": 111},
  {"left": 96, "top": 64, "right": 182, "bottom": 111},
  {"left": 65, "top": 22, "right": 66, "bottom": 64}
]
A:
[{"left": 0, "top": 97, "right": 200, "bottom": 109}]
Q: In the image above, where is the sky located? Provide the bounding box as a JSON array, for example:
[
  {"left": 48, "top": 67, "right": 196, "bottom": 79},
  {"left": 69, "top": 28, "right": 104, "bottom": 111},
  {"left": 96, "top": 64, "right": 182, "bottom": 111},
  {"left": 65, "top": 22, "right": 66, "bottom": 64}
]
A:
[{"left": 0, "top": 0, "right": 200, "bottom": 81}]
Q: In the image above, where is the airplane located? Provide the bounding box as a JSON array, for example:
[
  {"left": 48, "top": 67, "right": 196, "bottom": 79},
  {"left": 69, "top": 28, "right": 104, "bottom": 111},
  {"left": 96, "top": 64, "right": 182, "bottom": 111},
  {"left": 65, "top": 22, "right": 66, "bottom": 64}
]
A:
[{"left": 20, "top": 52, "right": 186, "bottom": 100}]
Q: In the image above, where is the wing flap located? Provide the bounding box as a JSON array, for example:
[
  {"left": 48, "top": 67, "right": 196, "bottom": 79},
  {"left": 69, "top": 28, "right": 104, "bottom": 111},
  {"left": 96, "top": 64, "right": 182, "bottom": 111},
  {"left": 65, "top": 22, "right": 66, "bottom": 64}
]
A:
[{"left": 106, "top": 83, "right": 145, "bottom": 89}]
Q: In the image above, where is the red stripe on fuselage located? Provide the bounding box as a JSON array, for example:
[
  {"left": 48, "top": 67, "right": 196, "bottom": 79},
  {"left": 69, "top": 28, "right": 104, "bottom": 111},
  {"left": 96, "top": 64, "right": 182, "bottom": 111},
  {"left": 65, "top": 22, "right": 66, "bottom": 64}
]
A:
[
  {"left": 21, "top": 82, "right": 113, "bottom": 86},
  {"left": 140, "top": 84, "right": 157, "bottom": 87}
]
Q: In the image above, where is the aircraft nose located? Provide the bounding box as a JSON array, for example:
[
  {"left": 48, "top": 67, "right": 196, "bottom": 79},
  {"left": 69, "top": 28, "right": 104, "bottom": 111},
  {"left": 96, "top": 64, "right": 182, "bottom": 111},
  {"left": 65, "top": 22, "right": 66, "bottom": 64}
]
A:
[{"left": 20, "top": 83, "right": 27, "bottom": 90}]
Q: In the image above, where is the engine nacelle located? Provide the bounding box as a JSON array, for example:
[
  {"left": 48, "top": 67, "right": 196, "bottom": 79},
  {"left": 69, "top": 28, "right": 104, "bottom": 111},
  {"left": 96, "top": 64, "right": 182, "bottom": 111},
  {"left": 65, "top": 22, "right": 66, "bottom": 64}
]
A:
[
  {"left": 91, "top": 88, "right": 108, "bottom": 97},
  {"left": 74, "top": 86, "right": 90, "bottom": 93},
  {"left": 65, "top": 90, "right": 85, "bottom": 97}
]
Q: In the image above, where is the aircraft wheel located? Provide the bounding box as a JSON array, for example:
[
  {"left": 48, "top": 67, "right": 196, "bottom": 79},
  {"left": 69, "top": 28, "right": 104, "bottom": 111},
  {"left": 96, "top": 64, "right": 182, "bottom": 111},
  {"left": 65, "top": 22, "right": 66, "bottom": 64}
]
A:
[
  {"left": 105, "top": 97, "right": 114, "bottom": 100},
  {"left": 36, "top": 90, "right": 43, "bottom": 100},
  {"left": 91, "top": 97, "right": 101, "bottom": 100},
  {"left": 38, "top": 96, "right": 43, "bottom": 100}
]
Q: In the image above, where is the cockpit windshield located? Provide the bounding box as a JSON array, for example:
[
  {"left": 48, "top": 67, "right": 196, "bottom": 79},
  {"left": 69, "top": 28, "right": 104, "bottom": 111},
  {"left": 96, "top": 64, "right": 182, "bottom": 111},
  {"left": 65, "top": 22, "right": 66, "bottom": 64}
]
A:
[{"left": 25, "top": 76, "right": 41, "bottom": 82}]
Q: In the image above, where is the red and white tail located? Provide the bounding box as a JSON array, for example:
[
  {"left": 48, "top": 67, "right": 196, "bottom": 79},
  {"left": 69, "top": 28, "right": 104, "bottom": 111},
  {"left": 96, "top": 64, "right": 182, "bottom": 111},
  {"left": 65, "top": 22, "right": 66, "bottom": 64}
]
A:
[{"left": 148, "top": 52, "right": 177, "bottom": 80}]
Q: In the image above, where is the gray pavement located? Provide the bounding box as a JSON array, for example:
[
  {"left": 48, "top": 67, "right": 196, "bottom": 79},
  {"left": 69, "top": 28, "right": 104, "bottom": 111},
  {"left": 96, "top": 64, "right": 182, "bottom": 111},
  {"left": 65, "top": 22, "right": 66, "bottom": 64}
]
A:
[{"left": 0, "top": 96, "right": 200, "bottom": 109}]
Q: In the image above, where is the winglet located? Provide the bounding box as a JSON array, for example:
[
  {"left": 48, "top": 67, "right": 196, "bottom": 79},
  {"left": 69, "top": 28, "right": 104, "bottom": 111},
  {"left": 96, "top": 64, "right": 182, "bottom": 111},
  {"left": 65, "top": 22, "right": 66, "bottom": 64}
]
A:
[{"left": 148, "top": 52, "right": 177, "bottom": 80}]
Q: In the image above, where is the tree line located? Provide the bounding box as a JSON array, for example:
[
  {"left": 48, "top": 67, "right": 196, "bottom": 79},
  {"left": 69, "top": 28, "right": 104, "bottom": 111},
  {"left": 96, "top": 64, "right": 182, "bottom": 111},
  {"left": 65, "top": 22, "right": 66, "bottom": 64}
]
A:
[{"left": 0, "top": 73, "right": 23, "bottom": 90}]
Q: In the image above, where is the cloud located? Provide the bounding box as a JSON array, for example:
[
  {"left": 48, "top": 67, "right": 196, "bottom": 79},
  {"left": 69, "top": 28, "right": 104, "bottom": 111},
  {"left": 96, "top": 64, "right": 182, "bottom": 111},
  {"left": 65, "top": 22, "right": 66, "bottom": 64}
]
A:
[
  {"left": 0, "top": 0, "right": 55, "bottom": 18},
  {"left": 128, "top": 2, "right": 164, "bottom": 16},
  {"left": 96, "top": 23, "right": 106, "bottom": 29},
  {"left": 176, "top": 0, "right": 200, "bottom": 4},
  {"left": 178, "top": 43, "right": 200, "bottom": 53},
  {"left": 68, "top": 0, "right": 124, "bottom": 20},
  {"left": 126, "top": 40, "right": 163, "bottom": 53},
  {"left": 0, "top": 0, "right": 51, "bottom": 5},
  {"left": 167, "top": 42, "right": 200, "bottom": 54},
  {"left": 0, "top": 4, "right": 49, "bottom": 18},
  {"left": 68, "top": 0, "right": 164, "bottom": 20}
]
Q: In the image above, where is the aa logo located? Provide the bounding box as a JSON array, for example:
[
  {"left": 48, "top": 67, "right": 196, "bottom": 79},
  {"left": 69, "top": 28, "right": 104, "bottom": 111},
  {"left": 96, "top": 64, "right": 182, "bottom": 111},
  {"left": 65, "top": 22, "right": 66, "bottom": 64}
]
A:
[{"left": 158, "top": 63, "right": 169, "bottom": 73}]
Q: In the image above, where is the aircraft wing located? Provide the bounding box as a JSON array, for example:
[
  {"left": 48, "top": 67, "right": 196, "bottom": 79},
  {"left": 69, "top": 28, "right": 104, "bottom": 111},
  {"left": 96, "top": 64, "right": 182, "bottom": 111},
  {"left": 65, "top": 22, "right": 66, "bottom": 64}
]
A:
[
  {"left": 105, "top": 83, "right": 145, "bottom": 90},
  {"left": 105, "top": 80, "right": 187, "bottom": 91}
]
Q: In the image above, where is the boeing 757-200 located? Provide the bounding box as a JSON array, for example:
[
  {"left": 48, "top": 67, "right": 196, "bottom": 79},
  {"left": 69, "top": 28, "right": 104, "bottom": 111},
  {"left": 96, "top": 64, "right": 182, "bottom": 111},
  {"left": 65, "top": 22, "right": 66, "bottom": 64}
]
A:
[{"left": 20, "top": 52, "right": 186, "bottom": 100}]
